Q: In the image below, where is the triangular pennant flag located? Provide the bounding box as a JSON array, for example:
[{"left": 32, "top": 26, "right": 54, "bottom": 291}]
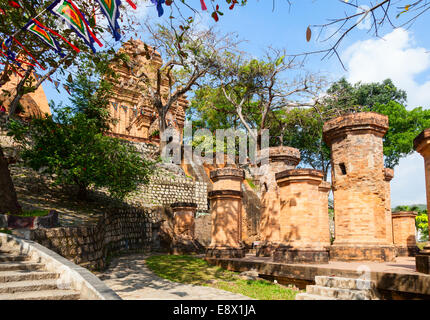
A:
[
  {"left": 48, "top": 0, "right": 102, "bottom": 53},
  {"left": 150, "top": 0, "right": 165, "bottom": 17},
  {"left": 95, "top": 0, "right": 121, "bottom": 41},
  {"left": 24, "top": 20, "right": 63, "bottom": 55},
  {"left": 33, "top": 73, "right": 41, "bottom": 81},
  {"left": 63, "top": 84, "right": 71, "bottom": 94}
]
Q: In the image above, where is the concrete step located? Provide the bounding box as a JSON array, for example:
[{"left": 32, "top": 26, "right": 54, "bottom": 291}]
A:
[
  {"left": 295, "top": 293, "right": 336, "bottom": 300},
  {"left": 0, "top": 279, "right": 60, "bottom": 294},
  {"left": 0, "top": 289, "right": 81, "bottom": 300},
  {"left": 0, "top": 254, "right": 29, "bottom": 262},
  {"left": 306, "top": 285, "right": 375, "bottom": 300},
  {"left": 0, "top": 271, "right": 59, "bottom": 283},
  {"left": 0, "top": 262, "right": 45, "bottom": 272},
  {"left": 315, "top": 276, "right": 374, "bottom": 290}
]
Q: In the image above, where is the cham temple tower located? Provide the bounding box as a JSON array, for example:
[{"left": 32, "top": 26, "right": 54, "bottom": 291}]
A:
[{"left": 106, "top": 39, "right": 189, "bottom": 143}]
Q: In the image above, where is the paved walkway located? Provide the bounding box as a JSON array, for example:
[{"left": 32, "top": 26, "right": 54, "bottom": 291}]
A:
[{"left": 96, "top": 254, "right": 252, "bottom": 300}]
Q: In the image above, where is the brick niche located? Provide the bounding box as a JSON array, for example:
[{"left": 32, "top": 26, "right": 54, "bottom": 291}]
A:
[
  {"left": 392, "top": 211, "right": 418, "bottom": 257},
  {"left": 257, "top": 146, "right": 301, "bottom": 257},
  {"left": 323, "top": 112, "right": 395, "bottom": 262},
  {"left": 413, "top": 129, "right": 430, "bottom": 273},
  {"left": 272, "top": 169, "right": 331, "bottom": 263},
  {"left": 206, "top": 168, "right": 246, "bottom": 258}
]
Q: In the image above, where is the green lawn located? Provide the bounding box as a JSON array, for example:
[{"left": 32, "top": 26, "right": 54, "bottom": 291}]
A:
[
  {"left": 145, "top": 255, "right": 300, "bottom": 300},
  {"left": 3, "top": 210, "right": 49, "bottom": 217}
]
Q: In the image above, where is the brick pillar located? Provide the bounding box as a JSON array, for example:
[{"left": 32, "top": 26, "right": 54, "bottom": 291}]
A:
[
  {"left": 172, "top": 202, "right": 197, "bottom": 239},
  {"left": 206, "top": 168, "right": 246, "bottom": 258},
  {"left": 392, "top": 211, "right": 418, "bottom": 257},
  {"left": 384, "top": 168, "right": 394, "bottom": 245},
  {"left": 272, "top": 169, "right": 331, "bottom": 263},
  {"left": 323, "top": 112, "right": 395, "bottom": 262},
  {"left": 257, "top": 146, "right": 301, "bottom": 257},
  {"left": 413, "top": 129, "right": 430, "bottom": 273}
]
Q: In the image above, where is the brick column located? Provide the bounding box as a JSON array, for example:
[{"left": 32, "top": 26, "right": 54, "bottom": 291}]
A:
[
  {"left": 323, "top": 112, "right": 395, "bottom": 262},
  {"left": 170, "top": 202, "right": 201, "bottom": 255},
  {"left": 206, "top": 168, "right": 246, "bottom": 258},
  {"left": 257, "top": 146, "right": 301, "bottom": 257},
  {"left": 384, "top": 168, "right": 394, "bottom": 245},
  {"left": 413, "top": 129, "right": 430, "bottom": 273},
  {"left": 392, "top": 211, "right": 418, "bottom": 257},
  {"left": 272, "top": 169, "right": 331, "bottom": 263}
]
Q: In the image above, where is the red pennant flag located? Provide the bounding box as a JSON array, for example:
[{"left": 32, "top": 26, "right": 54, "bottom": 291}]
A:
[{"left": 200, "top": 0, "right": 207, "bottom": 11}]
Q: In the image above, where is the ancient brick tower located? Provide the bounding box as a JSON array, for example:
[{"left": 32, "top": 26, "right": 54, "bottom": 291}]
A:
[
  {"left": 323, "top": 112, "right": 395, "bottom": 262},
  {"left": 107, "top": 39, "right": 188, "bottom": 142}
]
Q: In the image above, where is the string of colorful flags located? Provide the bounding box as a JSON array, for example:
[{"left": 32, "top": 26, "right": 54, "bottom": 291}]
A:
[
  {"left": 0, "top": 0, "right": 217, "bottom": 94},
  {"left": 1, "top": 0, "right": 139, "bottom": 71}
]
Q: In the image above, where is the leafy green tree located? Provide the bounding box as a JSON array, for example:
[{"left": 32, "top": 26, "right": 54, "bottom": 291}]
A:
[
  {"left": 324, "top": 78, "right": 430, "bottom": 168},
  {"left": 9, "top": 106, "right": 153, "bottom": 200}
]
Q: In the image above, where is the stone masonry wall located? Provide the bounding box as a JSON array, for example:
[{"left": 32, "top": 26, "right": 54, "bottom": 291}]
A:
[
  {"left": 126, "top": 173, "right": 208, "bottom": 212},
  {"left": 30, "top": 208, "right": 162, "bottom": 270}
]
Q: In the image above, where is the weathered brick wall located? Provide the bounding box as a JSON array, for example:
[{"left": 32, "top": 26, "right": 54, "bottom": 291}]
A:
[
  {"left": 31, "top": 208, "right": 162, "bottom": 270},
  {"left": 195, "top": 214, "right": 211, "bottom": 246}
]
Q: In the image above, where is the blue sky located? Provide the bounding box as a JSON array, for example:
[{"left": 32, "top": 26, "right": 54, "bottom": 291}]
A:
[{"left": 41, "top": 0, "right": 430, "bottom": 207}]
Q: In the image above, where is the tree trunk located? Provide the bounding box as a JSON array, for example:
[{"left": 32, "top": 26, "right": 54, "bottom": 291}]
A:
[
  {"left": 158, "top": 107, "right": 168, "bottom": 152},
  {"left": 77, "top": 184, "right": 88, "bottom": 201},
  {"left": 0, "top": 145, "right": 21, "bottom": 214},
  {"left": 8, "top": 66, "right": 33, "bottom": 119}
]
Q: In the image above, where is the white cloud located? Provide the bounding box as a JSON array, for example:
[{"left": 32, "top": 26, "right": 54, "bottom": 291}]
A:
[
  {"left": 390, "top": 153, "right": 426, "bottom": 207},
  {"left": 342, "top": 28, "right": 430, "bottom": 207},
  {"left": 343, "top": 28, "right": 430, "bottom": 109}
]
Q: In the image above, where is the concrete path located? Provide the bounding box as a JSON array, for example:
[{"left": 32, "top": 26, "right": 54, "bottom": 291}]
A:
[{"left": 97, "top": 254, "right": 252, "bottom": 300}]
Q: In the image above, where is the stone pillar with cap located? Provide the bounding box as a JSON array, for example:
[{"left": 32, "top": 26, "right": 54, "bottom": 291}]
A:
[
  {"left": 384, "top": 168, "right": 395, "bottom": 245},
  {"left": 392, "top": 211, "right": 418, "bottom": 257},
  {"left": 414, "top": 129, "right": 430, "bottom": 273},
  {"left": 170, "top": 202, "right": 203, "bottom": 255},
  {"left": 257, "top": 146, "right": 301, "bottom": 257},
  {"left": 206, "top": 168, "right": 246, "bottom": 258},
  {"left": 323, "top": 112, "right": 395, "bottom": 262},
  {"left": 172, "top": 202, "right": 198, "bottom": 239},
  {"left": 272, "top": 169, "right": 331, "bottom": 263}
]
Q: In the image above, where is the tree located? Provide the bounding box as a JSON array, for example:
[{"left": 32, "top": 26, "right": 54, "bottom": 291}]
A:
[
  {"left": 192, "top": 49, "right": 324, "bottom": 150},
  {"left": 323, "top": 78, "right": 430, "bottom": 168},
  {"left": 0, "top": 0, "right": 152, "bottom": 212},
  {"left": 123, "top": 21, "right": 239, "bottom": 150},
  {"left": 9, "top": 105, "right": 153, "bottom": 201},
  {"left": 300, "top": 0, "right": 430, "bottom": 68}
]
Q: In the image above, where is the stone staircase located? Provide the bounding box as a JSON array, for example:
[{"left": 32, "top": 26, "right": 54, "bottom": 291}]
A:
[
  {"left": 0, "top": 247, "right": 80, "bottom": 300},
  {"left": 296, "top": 276, "right": 380, "bottom": 300}
]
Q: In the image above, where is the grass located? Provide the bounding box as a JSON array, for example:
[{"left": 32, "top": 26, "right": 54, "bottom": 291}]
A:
[
  {"left": 4, "top": 209, "right": 50, "bottom": 217},
  {"left": 0, "top": 228, "right": 12, "bottom": 235},
  {"left": 145, "top": 255, "right": 300, "bottom": 300}
]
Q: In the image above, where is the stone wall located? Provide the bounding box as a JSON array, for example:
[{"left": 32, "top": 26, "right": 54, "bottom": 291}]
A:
[
  {"left": 195, "top": 214, "right": 212, "bottom": 246},
  {"left": 30, "top": 208, "right": 162, "bottom": 270},
  {"left": 126, "top": 173, "right": 208, "bottom": 212}
]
